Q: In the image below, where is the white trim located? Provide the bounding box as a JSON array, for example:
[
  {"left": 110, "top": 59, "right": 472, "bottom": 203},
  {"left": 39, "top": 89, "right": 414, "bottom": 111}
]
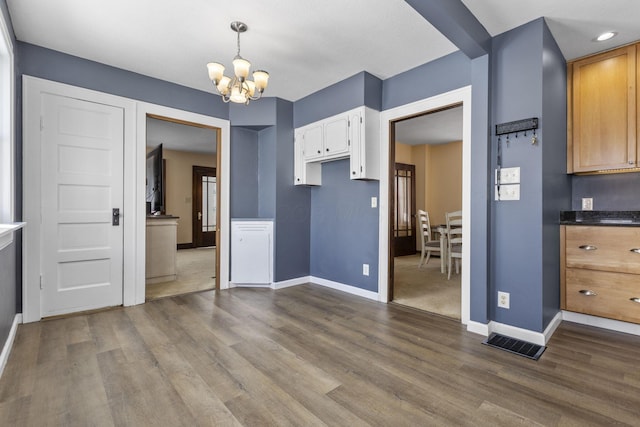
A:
[
  {"left": 0, "top": 7, "right": 15, "bottom": 225},
  {"left": 562, "top": 310, "right": 640, "bottom": 336},
  {"left": 543, "top": 312, "right": 563, "bottom": 343},
  {"left": 136, "top": 102, "right": 230, "bottom": 299},
  {"left": 0, "top": 222, "right": 24, "bottom": 252},
  {"left": 0, "top": 314, "right": 21, "bottom": 380},
  {"left": 272, "top": 276, "right": 310, "bottom": 290},
  {"left": 310, "top": 276, "right": 379, "bottom": 301},
  {"left": 23, "top": 76, "right": 137, "bottom": 322},
  {"left": 378, "top": 86, "right": 472, "bottom": 325},
  {"left": 466, "top": 312, "right": 563, "bottom": 346},
  {"left": 466, "top": 320, "right": 490, "bottom": 337}
]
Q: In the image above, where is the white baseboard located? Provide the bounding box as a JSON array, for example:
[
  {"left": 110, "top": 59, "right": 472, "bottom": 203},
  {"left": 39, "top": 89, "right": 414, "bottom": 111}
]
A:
[
  {"left": 466, "top": 311, "right": 563, "bottom": 346},
  {"left": 272, "top": 276, "right": 310, "bottom": 290},
  {"left": 0, "top": 313, "right": 22, "bottom": 380},
  {"left": 310, "top": 276, "right": 379, "bottom": 301},
  {"left": 466, "top": 320, "right": 489, "bottom": 336},
  {"left": 562, "top": 311, "right": 640, "bottom": 336}
]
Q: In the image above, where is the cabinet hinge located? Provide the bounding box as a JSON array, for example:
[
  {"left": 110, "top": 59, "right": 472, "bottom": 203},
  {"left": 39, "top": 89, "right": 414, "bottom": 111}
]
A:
[{"left": 360, "top": 165, "right": 363, "bottom": 172}]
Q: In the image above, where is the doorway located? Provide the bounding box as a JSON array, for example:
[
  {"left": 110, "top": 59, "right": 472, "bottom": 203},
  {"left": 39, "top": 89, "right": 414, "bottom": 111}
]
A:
[
  {"left": 393, "top": 163, "right": 416, "bottom": 257},
  {"left": 192, "top": 166, "right": 217, "bottom": 248},
  {"left": 379, "top": 86, "right": 472, "bottom": 325},
  {"left": 144, "top": 115, "right": 221, "bottom": 300},
  {"left": 390, "top": 106, "right": 463, "bottom": 319}
]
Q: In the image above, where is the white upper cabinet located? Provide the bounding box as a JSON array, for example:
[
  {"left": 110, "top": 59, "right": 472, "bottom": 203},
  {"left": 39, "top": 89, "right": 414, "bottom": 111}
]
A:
[{"left": 294, "top": 106, "right": 379, "bottom": 186}]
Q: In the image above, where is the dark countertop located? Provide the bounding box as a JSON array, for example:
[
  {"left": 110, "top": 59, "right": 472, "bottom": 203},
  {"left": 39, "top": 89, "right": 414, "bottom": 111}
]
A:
[
  {"left": 560, "top": 211, "right": 640, "bottom": 226},
  {"left": 146, "top": 214, "right": 179, "bottom": 219}
]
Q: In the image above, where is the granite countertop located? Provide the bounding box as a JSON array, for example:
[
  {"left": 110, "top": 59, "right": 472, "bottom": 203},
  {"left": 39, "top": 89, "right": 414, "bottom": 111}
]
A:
[{"left": 560, "top": 211, "right": 640, "bottom": 226}]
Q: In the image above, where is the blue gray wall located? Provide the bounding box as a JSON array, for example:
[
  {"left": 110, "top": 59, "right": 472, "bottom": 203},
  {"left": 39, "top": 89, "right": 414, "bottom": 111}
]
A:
[
  {"left": 490, "top": 19, "right": 570, "bottom": 332},
  {"left": 382, "top": 51, "right": 471, "bottom": 110},
  {"left": 229, "top": 99, "right": 310, "bottom": 281},
  {"left": 310, "top": 160, "right": 379, "bottom": 291},
  {"left": 571, "top": 174, "right": 640, "bottom": 210},
  {"left": 541, "top": 22, "right": 571, "bottom": 328},
  {"left": 0, "top": 242, "right": 16, "bottom": 353},
  {"left": 18, "top": 42, "right": 227, "bottom": 119},
  {"left": 230, "top": 127, "right": 260, "bottom": 218}
]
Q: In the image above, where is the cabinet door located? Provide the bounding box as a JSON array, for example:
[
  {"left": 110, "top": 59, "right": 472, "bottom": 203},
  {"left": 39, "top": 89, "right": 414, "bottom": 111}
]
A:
[
  {"left": 294, "top": 132, "right": 305, "bottom": 185},
  {"left": 301, "top": 124, "right": 323, "bottom": 161},
  {"left": 324, "top": 115, "right": 350, "bottom": 158},
  {"left": 571, "top": 45, "right": 637, "bottom": 172},
  {"left": 349, "top": 110, "right": 363, "bottom": 178}
]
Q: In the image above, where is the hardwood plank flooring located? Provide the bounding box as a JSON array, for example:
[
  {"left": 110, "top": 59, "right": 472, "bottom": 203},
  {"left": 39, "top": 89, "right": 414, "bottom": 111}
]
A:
[{"left": 1, "top": 284, "right": 640, "bottom": 426}]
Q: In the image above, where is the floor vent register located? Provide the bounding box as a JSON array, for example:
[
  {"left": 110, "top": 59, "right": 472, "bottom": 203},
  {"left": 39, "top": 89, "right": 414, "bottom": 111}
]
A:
[{"left": 482, "top": 333, "right": 546, "bottom": 360}]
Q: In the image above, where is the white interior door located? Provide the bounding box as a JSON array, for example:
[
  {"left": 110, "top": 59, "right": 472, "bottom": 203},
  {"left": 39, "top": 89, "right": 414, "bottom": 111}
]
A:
[{"left": 41, "top": 93, "right": 124, "bottom": 316}]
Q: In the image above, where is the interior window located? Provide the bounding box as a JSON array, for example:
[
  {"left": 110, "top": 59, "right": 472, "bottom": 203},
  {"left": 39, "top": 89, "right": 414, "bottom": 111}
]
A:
[{"left": 0, "top": 12, "right": 14, "bottom": 224}]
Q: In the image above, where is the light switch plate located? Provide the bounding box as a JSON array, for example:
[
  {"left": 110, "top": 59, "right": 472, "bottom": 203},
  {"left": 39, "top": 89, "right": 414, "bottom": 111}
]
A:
[
  {"left": 371, "top": 197, "right": 377, "bottom": 208},
  {"left": 495, "top": 184, "right": 520, "bottom": 201},
  {"left": 582, "top": 197, "right": 593, "bottom": 211},
  {"left": 495, "top": 167, "right": 520, "bottom": 185}
]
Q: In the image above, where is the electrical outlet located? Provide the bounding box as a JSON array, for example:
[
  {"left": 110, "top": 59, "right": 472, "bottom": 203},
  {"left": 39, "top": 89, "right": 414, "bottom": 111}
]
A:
[
  {"left": 498, "top": 291, "right": 510, "bottom": 309},
  {"left": 582, "top": 197, "right": 593, "bottom": 211},
  {"left": 371, "top": 197, "right": 377, "bottom": 208},
  {"left": 363, "top": 264, "right": 369, "bottom": 276}
]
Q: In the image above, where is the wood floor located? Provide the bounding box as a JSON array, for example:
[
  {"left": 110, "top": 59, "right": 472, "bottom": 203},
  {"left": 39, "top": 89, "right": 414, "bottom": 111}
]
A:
[{"left": 1, "top": 284, "right": 640, "bottom": 426}]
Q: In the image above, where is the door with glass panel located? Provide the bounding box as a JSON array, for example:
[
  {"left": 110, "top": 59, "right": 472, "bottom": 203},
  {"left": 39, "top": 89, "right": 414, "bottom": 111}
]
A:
[
  {"left": 192, "top": 166, "right": 217, "bottom": 247},
  {"left": 394, "top": 163, "right": 416, "bottom": 257}
]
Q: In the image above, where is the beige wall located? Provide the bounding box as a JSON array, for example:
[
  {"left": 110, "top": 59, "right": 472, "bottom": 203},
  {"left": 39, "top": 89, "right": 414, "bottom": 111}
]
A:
[
  {"left": 425, "top": 141, "right": 462, "bottom": 227},
  {"left": 162, "top": 149, "right": 216, "bottom": 245},
  {"left": 395, "top": 141, "right": 462, "bottom": 250}
]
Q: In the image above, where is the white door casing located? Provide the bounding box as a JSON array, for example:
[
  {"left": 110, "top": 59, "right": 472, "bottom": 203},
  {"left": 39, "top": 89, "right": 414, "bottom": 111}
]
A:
[
  {"left": 378, "top": 86, "right": 472, "bottom": 326},
  {"left": 23, "top": 76, "right": 137, "bottom": 323},
  {"left": 41, "top": 93, "right": 124, "bottom": 316},
  {"left": 24, "top": 77, "right": 231, "bottom": 322}
]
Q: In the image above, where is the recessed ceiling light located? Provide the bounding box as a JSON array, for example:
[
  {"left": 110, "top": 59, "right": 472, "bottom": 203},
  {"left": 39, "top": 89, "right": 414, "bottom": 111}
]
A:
[{"left": 596, "top": 31, "right": 617, "bottom": 42}]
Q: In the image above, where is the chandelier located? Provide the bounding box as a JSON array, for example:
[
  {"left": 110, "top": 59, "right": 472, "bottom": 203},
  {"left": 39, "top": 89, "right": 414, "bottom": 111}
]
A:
[{"left": 207, "top": 21, "right": 269, "bottom": 105}]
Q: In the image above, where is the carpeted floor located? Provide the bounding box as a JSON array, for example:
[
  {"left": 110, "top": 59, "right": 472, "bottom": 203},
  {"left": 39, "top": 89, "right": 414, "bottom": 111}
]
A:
[
  {"left": 393, "top": 253, "right": 461, "bottom": 320},
  {"left": 145, "top": 247, "right": 216, "bottom": 300}
]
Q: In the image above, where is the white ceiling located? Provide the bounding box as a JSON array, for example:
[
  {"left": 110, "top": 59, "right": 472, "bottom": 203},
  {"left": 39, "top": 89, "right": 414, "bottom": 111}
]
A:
[
  {"left": 395, "top": 106, "right": 463, "bottom": 146},
  {"left": 146, "top": 117, "right": 218, "bottom": 154},
  {"left": 8, "top": 0, "right": 640, "bottom": 149}
]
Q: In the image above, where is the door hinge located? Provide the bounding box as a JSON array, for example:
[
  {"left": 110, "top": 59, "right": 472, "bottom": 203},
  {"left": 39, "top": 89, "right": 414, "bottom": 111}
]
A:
[
  {"left": 40, "top": 116, "right": 44, "bottom": 131},
  {"left": 40, "top": 275, "right": 43, "bottom": 290},
  {"left": 348, "top": 120, "right": 350, "bottom": 127},
  {"left": 360, "top": 117, "right": 363, "bottom": 124}
]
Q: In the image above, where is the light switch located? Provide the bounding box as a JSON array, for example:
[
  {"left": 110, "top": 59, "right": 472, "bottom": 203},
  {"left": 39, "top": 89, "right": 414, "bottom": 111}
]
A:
[
  {"left": 371, "top": 197, "right": 377, "bottom": 208},
  {"left": 495, "top": 184, "right": 520, "bottom": 201},
  {"left": 495, "top": 167, "right": 520, "bottom": 184}
]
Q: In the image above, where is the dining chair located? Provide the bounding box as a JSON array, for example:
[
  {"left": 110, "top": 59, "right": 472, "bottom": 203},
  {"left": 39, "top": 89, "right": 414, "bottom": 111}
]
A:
[
  {"left": 417, "top": 209, "right": 443, "bottom": 270},
  {"left": 445, "top": 210, "right": 462, "bottom": 280}
]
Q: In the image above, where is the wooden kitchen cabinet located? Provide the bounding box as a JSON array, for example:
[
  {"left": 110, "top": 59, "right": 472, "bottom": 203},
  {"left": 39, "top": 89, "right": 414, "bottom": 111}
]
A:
[
  {"left": 567, "top": 44, "right": 639, "bottom": 174},
  {"left": 560, "top": 225, "right": 640, "bottom": 324}
]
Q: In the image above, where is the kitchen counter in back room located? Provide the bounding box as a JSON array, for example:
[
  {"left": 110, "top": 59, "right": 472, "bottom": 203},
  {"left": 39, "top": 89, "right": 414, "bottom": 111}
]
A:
[{"left": 560, "top": 211, "right": 640, "bottom": 226}]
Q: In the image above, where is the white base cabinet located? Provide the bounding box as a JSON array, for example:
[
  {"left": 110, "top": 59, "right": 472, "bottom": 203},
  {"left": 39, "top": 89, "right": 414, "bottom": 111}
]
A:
[
  {"left": 231, "top": 220, "right": 273, "bottom": 285},
  {"left": 294, "top": 106, "right": 380, "bottom": 185}
]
